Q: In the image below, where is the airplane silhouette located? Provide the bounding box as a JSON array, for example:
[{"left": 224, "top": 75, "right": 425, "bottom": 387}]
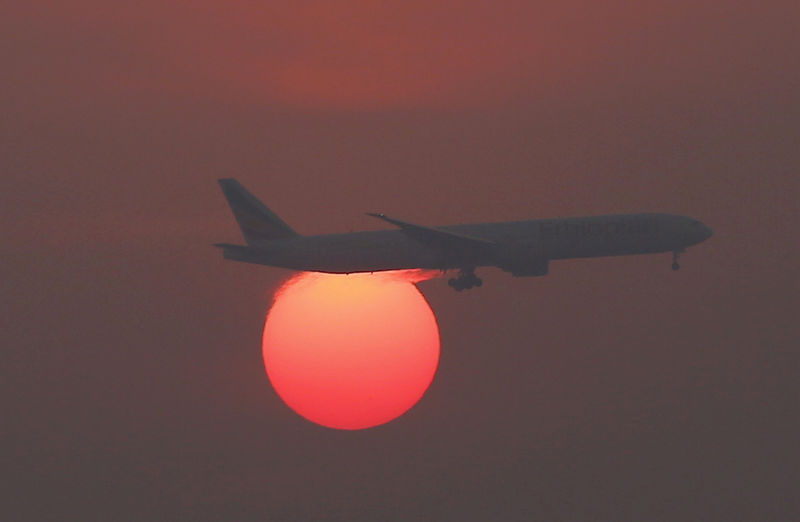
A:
[{"left": 215, "top": 179, "right": 712, "bottom": 291}]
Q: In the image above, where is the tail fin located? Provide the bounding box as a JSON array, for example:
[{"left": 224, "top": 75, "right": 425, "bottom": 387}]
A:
[{"left": 218, "top": 179, "right": 299, "bottom": 244}]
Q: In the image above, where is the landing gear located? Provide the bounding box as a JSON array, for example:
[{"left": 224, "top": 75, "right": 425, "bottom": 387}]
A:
[
  {"left": 671, "top": 250, "right": 683, "bottom": 271},
  {"left": 448, "top": 269, "right": 482, "bottom": 291}
]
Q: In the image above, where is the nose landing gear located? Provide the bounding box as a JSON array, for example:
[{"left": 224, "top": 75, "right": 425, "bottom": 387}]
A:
[
  {"left": 671, "top": 250, "right": 683, "bottom": 271},
  {"left": 448, "top": 269, "right": 482, "bottom": 291}
]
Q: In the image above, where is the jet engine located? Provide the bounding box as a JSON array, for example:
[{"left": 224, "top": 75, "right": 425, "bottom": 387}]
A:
[
  {"left": 495, "top": 243, "right": 549, "bottom": 277},
  {"left": 503, "top": 258, "right": 549, "bottom": 277}
]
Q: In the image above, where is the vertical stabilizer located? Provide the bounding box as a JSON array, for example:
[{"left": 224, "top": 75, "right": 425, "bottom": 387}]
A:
[{"left": 218, "top": 179, "right": 298, "bottom": 244}]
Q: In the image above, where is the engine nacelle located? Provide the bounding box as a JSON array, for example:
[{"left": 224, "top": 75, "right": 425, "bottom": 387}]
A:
[
  {"left": 495, "top": 242, "right": 549, "bottom": 276},
  {"left": 503, "top": 258, "right": 549, "bottom": 277}
]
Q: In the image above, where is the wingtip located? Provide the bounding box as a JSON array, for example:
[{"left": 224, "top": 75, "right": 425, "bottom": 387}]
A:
[{"left": 366, "top": 212, "right": 386, "bottom": 218}]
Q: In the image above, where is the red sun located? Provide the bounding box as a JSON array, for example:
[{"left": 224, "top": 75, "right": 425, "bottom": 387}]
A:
[{"left": 262, "top": 271, "right": 440, "bottom": 430}]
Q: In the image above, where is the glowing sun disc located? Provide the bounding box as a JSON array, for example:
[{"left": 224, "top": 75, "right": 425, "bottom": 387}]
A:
[{"left": 263, "top": 271, "right": 440, "bottom": 430}]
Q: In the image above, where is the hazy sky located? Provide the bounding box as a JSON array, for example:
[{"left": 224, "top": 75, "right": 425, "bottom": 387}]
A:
[{"left": 3, "top": 2, "right": 799, "bottom": 520}]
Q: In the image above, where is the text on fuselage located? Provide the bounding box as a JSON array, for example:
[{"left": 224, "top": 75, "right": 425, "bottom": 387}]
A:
[{"left": 539, "top": 218, "right": 659, "bottom": 239}]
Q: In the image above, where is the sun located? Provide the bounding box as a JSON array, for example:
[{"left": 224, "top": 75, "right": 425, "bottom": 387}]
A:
[{"left": 262, "top": 271, "right": 441, "bottom": 430}]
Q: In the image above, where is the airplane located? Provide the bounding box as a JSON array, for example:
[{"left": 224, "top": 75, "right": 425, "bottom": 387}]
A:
[{"left": 215, "top": 179, "right": 712, "bottom": 291}]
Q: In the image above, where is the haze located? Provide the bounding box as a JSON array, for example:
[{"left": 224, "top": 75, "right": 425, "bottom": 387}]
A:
[{"left": 2, "top": 1, "right": 798, "bottom": 520}]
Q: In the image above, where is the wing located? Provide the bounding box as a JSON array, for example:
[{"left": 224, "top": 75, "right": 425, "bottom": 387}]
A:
[{"left": 366, "top": 213, "right": 496, "bottom": 254}]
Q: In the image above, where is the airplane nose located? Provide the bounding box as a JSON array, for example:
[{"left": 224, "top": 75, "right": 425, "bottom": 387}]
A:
[{"left": 687, "top": 220, "right": 713, "bottom": 244}]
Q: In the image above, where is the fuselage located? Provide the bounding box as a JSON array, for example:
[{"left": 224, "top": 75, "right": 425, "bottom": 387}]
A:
[{"left": 222, "top": 213, "right": 712, "bottom": 275}]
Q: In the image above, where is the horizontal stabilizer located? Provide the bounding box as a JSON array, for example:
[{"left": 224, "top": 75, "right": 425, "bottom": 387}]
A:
[{"left": 213, "top": 242, "right": 259, "bottom": 262}]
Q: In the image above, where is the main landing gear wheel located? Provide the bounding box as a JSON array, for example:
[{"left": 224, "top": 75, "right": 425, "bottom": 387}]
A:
[{"left": 448, "top": 269, "right": 482, "bottom": 291}]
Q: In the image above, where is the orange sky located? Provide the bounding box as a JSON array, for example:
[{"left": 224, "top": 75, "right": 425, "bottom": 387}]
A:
[{"left": 3, "top": 2, "right": 799, "bottom": 519}]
